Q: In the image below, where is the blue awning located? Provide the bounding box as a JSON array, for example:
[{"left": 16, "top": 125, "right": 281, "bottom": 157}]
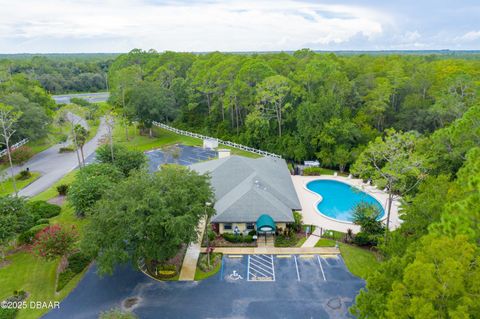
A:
[{"left": 256, "top": 214, "right": 276, "bottom": 232}]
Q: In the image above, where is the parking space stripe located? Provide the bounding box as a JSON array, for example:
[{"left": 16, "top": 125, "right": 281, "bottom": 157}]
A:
[
  {"left": 317, "top": 255, "right": 326, "bottom": 281},
  {"left": 294, "top": 255, "right": 300, "bottom": 281},
  {"left": 251, "top": 256, "right": 273, "bottom": 269},
  {"left": 272, "top": 261, "right": 275, "bottom": 281},
  {"left": 250, "top": 261, "right": 274, "bottom": 275}
]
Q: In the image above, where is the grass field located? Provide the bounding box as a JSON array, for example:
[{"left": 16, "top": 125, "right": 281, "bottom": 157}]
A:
[
  {"left": 339, "top": 243, "right": 380, "bottom": 279},
  {"left": 114, "top": 122, "right": 261, "bottom": 158},
  {"left": 314, "top": 238, "right": 336, "bottom": 247},
  {"left": 0, "top": 172, "right": 41, "bottom": 196}
]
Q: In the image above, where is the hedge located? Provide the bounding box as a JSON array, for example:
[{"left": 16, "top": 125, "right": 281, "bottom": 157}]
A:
[{"left": 222, "top": 233, "right": 254, "bottom": 243}]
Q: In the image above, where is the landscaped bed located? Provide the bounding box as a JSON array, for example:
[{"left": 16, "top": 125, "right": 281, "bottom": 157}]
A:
[
  {"left": 144, "top": 245, "right": 187, "bottom": 281},
  {"left": 194, "top": 253, "right": 223, "bottom": 281}
]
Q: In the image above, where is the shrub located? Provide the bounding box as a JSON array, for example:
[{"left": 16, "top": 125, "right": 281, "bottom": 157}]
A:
[
  {"left": 9, "top": 146, "right": 34, "bottom": 165},
  {"left": 59, "top": 146, "right": 75, "bottom": 153},
  {"left": 156, "top": 264, "right": 177, "bottom": 279},
  {"left": 18, "top": 224, "right": 49, "bottom": 245},
  {"left": 31, "top": 225, "right": 78, "bottom": 259},
  {"left": 17, "top": 169, "right": 32, "bottom": 180},
  {"left": 222, "top": 233, "right": 253, "bottom": 243},
  {"left": 0, "top": 291, "right": 28, "bottom": 319},
  {"left": 291, "top": 211, "right": 303, "bottom": 232},
  {"left": 56, "top": 184, "right": 69, "bottom": 196},
  {"left": 56, "top": 269, "right": 75, "bottom": 292},
  {"left": 27, "top": 200, "right": 61, "bottom": 219},
  {"left": 35, "top": 218, "right": 50, "bottom": 225},
  {"left": 274, "top": 235, "right": 298, "bottom": 247},
  {"left": 248, "top": 230, "right": 256, "bottom": 236},
  {"left": 353, "top": 231, "right": 379, "bottom": 246},
  {"left": 303, "top": 167, "right": 326, "bottom": 176},
  {"left": 207, "top": 229, "right": 216, "bottom": 242},
  {"left": 96, "top": 144, "right": 146, "bottom": 176},
  {"left": 67, "top": 252, "right": 91, "bottom": 273},
  {"left": 56, "top": 252, "right": 91, "bottom": 291},
  {"left": 198, "top": 252, "right": 222, "bottom": 272}
]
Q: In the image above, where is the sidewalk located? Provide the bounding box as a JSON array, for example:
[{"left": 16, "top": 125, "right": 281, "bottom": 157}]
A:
[
  {"left": 178, "top": 218, "right": 206, "bottom": 281},
  {"left": 301, "top": 227, "right": 322, "bottom": 247},
  {"left": 200, "top": 246, "right": 339, "bottom": 255}
]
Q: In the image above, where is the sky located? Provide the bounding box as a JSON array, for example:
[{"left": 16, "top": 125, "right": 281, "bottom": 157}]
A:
[{"left": 0, "top": 0, "right": 479, "bottom": 53}]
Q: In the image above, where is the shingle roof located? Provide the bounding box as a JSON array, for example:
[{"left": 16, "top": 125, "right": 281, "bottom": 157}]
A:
[{"left": 189, "top": 156, "right": 301, "bottom": 223}]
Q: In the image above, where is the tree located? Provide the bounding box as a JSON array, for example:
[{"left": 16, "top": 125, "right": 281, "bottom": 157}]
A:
[
  {"left": 351, "top": 129, "right": 427, "bottom": 240},
  {"left": 31, "top": 224, "right": 78, "bottom": 260},
  {"left": 256, "top": 75, "right": 291, "bottom": 137},
  {"left": 73, "top": 124, "right": 89, "bottom": 166},
  {"left": 0, "top": 103, "right": 22, "bottom": 195},
  {"left": 0, "top": 196, "right": 32, "bottom": 260},
  {"left": 96, "top": 144, "right": 146, "bottom": 176},
  {"left": 126, "top": 81, "right": 177, "bottom": 137},
  {"left": 82, "top": 166, "right": 214, "bottom": 274},
  {"left": 352, "top": 202, "right": 384, "bottom": 235},
  {"left": 68, "top": 163, "right": 123, "bottom": 217}
]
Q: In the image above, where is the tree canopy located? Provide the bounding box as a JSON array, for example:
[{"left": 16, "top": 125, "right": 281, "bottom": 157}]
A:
[{"left": 82, "top": 166, "right": 215, "bottom": 274}]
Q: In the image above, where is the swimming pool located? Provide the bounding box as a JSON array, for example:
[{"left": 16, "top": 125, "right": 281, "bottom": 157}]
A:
[{"left": 306, "top": 179, "right": 385, "bottom": 223}]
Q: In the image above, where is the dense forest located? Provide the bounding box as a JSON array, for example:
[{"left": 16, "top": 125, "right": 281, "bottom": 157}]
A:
[
  {"left": 107, "top": 49, "right": 480, "bottom": 318},
  {"left": 0, "top": 54, "right": 116, "bottom": 94}
]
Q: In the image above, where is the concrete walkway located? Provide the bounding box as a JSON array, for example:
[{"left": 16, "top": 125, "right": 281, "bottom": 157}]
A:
[
  {"left": 5, "top": 117, "right": 108, "bottom": 197},
  {"left": 200, "top": 246, "right": 339, "bottom": 255},
  {"left": 301, "top": 227, "right": 322, "bottom": 247},
  {"left": 178, "top": 218, "right": 206, "bottom": 281}
]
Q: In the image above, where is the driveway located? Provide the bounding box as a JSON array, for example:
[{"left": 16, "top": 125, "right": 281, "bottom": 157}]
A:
[
  {"left": 43, "top": 255, "right": 364, "bottom": 319},
  {"left": 5, "top": 118, "right": 108, "bottom": 197},
  {"left": 52, "top": 92, "right": 110, "bottom": 104}
]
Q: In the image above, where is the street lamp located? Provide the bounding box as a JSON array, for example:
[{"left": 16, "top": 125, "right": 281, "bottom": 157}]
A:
[{"left": 205, "top": 202, "right": 212, "bottom": 268}]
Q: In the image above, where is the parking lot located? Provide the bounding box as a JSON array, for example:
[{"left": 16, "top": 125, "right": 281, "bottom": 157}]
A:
[
  {"left": 145, "top": 145, "right": 217, "bottom": 172},
  {"left": 44, "top": 254, "right": 364, "bottom": 319}
]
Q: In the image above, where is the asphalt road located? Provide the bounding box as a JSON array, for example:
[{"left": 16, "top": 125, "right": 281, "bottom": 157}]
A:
[
  {"left": 5, "top": 117, "right": 108, "bottom": 197},
  {"left": 52, "top": 92, "right": 110, "bottom": 104},
  {"left": 43, "top": 255, "right": 364, "bottom": 319}
]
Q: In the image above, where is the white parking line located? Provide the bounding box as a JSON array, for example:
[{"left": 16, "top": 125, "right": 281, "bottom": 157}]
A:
[
  {"left": 248, "top": 254, "right": 275, "bottom": 282},
  {"left": 294, "top": 255, "right": 300, "bottom": 281},
  {"left": 317, "top": 255, "right": 326, "bottom": 281}
]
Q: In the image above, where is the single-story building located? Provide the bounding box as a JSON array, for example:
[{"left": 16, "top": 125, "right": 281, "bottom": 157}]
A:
[{"left": 189, "top": 155, "right": 301, "bottom": 234}]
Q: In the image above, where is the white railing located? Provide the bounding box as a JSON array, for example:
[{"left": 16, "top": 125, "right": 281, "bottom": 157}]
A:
[
  {"left": 0, "top": 138, "right": 29, "bottom": 158},
  {"left": 152, "top": 121, "right": 282, "bottom": 158}
]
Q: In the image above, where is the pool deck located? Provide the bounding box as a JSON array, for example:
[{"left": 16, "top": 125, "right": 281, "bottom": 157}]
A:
[{"left": 291, "top": 175, "right": 402, "bottom": 234}]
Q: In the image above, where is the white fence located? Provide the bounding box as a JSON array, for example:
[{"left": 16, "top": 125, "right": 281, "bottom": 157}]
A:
[
  {"left": 152, "top": 121, "right": 282, "bottom": 158},
  {"left": 0, "top": 138, "right": 29, "bottom": 158}
]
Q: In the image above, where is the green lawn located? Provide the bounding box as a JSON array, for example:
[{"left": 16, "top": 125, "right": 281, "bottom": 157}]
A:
[
  {"left": 0, "top": 172, "right": 41, "bottom": 196},
  {"left": 339, "top": 243, "right": 380, "bottom": 279},
  {"left": 315, "top": 238, "right": 336, "bottom": 247},
  {"left": 114, "top": 122, "right": 262, "bottom": 158},
  {"left": 0, "top": 171, "right": 87, "bottom": 319}
]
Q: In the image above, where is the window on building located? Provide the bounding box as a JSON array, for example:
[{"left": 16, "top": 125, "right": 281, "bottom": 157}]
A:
[
  {"left": 224, "top": 223, "right": 232, "bottom": 230},
  {"left": 246, "top": 223, "right": 255, "bottom": 230}
]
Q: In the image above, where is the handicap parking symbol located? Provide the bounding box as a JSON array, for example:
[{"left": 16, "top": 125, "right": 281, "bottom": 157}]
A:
[{"left": 229, "top": 270, "right": 243, "bottom": 280}]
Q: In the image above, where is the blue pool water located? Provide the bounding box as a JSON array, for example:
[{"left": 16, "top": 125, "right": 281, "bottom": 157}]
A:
[{"left": 306, "top": 180, "right": 385, "bottom": 222}]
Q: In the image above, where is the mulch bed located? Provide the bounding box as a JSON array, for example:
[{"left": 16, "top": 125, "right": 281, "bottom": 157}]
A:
[{"left": 145, "top": 244, "right": 187, "bottom": 279}]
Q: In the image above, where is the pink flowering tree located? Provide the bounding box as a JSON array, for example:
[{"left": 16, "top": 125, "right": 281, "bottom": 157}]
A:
[{"left": 31, "top": 224, "right": 78, "bottom": 260}]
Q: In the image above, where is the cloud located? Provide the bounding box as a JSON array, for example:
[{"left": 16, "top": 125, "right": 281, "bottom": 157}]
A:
[
  {"left": 0, "top": 0, "right": 389, "bottom": 52},
  {"left": 458, "top": 30, "right": 480, "bottom": 42}
]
